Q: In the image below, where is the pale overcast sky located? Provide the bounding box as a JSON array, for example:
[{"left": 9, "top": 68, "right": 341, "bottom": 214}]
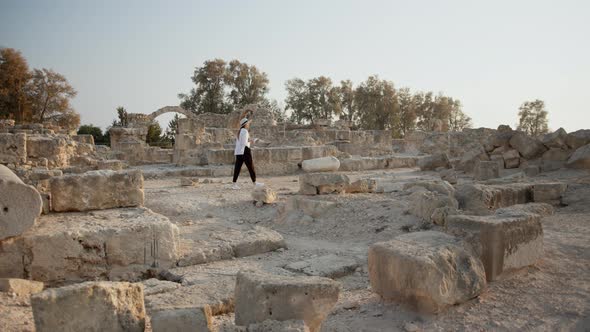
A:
[{"left": 1, "top": 0, "right": 588, "bottom": 131}]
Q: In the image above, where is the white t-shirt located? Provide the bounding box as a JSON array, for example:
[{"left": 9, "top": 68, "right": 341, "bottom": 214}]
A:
[{"left": 234, "top": 128, "right": 250, "bottom": 155}]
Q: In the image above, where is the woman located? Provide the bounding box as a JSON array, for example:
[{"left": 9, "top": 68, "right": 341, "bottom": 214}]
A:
[{"left": 231, "top": 116, "right": 263, "bottom": 189}]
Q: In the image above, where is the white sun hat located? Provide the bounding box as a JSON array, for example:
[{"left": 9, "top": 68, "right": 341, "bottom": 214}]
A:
[{"left": 240, "top": 118, "right": 249, "bottom": 127}]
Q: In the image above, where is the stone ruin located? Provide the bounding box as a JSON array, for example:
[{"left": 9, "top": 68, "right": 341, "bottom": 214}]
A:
[{"left": 1, "top": 107, "right": 590, "bottom": 331}]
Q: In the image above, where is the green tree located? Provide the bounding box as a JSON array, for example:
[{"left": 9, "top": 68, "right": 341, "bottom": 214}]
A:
[
  {"left": 0, "top": 48, "right": 31, "bottom": 122},
  {"left": 164, "top": 114, "right": 181, "bottom": 143},
  {"left": 307, "top": 76, "right": 338, "bottom": 120},
  {"left": 285, "top": 78, "right": 308, "bottom": 124},
  {"left": 448, "top": 100, "right": 472, "bottom": 131},
  {"left": 112, "top": 106, "right": 129, "bottom": 127},
  {"left": 146, "top": 122, "right": 163, "bottom": 145},
  {"left": 225, "top": 60, "right": 269, "bottom": 108},
  {"left": 77, "top": 124, "right": 105, "bottom": 144},
  {"left": 179, "top": 59, "right": 229, "bottom": 114},
  {"left": 517, "top": 99, "right": 549, "bottom": 136},
  {"left": 27, "top": 68, "right": 78, "bottom": 124},
  {"left": 337, "top": 80, "right": 356, "bottom": 122},
  {"left": 354, "top": 76, "right": 398, "bottom": 130}
]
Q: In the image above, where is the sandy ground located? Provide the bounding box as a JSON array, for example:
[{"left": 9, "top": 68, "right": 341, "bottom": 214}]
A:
[{"left": 2, "top": 167, "right": 589, "bottom": 331}]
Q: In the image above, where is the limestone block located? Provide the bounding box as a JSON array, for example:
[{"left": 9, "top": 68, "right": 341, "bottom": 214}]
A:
[
  {"left": 439, "top": 168, "right": 457, "bottom": 184},
  {"left": 456, "top": 147, "right": 489, "bottom": 173},
  {"left": 0, "top": 164, "right": 42, "bottom": 240},
  {"left": 141, "top": 278, "right": 181, "bottom": 296},
  {"left": 403, "top": 180, "right": 455, "bottom": 197},
  {"left": 339, "top": 157, "right": 387, "bottom": 171},
  {"left": 252, "top": 186, "right": 277, "bottom": 205},
  {"left": 345, "top": 178, "right": 376, "bottom": 193},
  {"left": 0, "top": 278, "right": 44, "bottom": 296},
  {"left": 31, "top": 281, "right": 146, "bottom": 332},
  {"left": 28, "top": 169, "right": 63, "bottom": 181},
  {"left": 566, "top": 143, "right": 590, "bottom": 169},
  {"left": 455, "top": 183, "right": 533, "bottom": 215},
  {"left": 26, "top": 135, "right": 69, "bottom": 168},
  {"left": 417, "top": 153, "right": 449, "bottom": 171},
  {"left": 524, "top": 165, "right": 540, "bottom": 177},
  {"left": 285, "top": 254, "right": 360, "bottom": 279},
  {"left": 368, "top": 231, "right": 486, "bottom": 313},
  {"left": 97, "top": 159, "right": 126, "bottom": 171},
  {"left": 49, "top": 169, "right": 144, "bottom": 212},
  {"left": 302, "top": 156, "right": 340, "bottom": 172},
  {"left": 150, "top": 307, "right": 212, "bottom": 332},
  {"left": 540, "top": 128, "right": 568, "bottom": 149},
  {"left": 299, "top": 173, "right": 350, "bottom": 195},
  {"left": 408, "top": 191, "right": 458, "bottom": 226},
  {"left": 474, "top": 161, "right": 500, "bottom": 180},
  {"left": 72, "top": 134, "right": 95, "bottom": 145},
  {"left": 2, "top": 208, "right": 179, "bottom": 284},
  {"left": 565, "top": 129, "right": 590, "bottom": 150},
  {"left": 533, "top": 183, "right": 567, "bottom": 205},
  {"left": 247, "top": 320, "right": 310, "bottom": 332},
  {"left": 502, "top": 149, "right": 520, "bottom": 169},
  {"left": 509, "top": 132, "right": 547, "bottom": 159},
  {"left": 495, "top": 202, "right": 554, "bottom": 218},
  {"left": 491, "top": 125, "right": 513, "bottom": 147},
  {"left": 234, "top": 271, "right": 340, "bottom": 332},
  {"left": 446, "top": 213, "right": 543, "bottom": 281},
  {"left": 0, "top": 133, "right": 27, "bottom": 164},
  {"left": 207, "top": 149, "right": 235, "bottom": 164},
  {"left": 542, "top": 148, "right": 571, "bottom": 161}
]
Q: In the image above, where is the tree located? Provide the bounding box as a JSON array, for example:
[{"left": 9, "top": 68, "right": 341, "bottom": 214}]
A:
[
  {"left": 78, "top": 124, "right": 106, "bottom": 144},
  {"left": 0, "top": 48, "right": 31, "bottom": 122},
  {"left": 354, "top": 76, "right": 398, "bottom": 130},
  {"left": 112, "top": 106, "right": 129, "bottom": 127},
  {"left": 146, "top": 122, "right": 163, "bottom": 145},
  {"left": 517, "top": 99, "right": 549, "bottom": 136},
  {"left": 225, "top": 60, "right": 269, "bottom": 108},
  {"left": 164, "top": 114, "right": 181, "bottom": 143},
  {"left": 27, "top": 68, "right": 77, "bottom": 124},
  {"left": 337, "top": 80, "right": 356, "bottom": 122},
  {"left": 285, "top": 78, "right": 308, "bottom": 124},
  {"left": 448, "top": 100, "right": 472, "bottom": 131},
  {"left": 179, "top": 59, "right": 229, "bottom": 114},
  {"left": 307, "top": 76, "right": 338, "bottom": 120},
  {"left": 392, "top": 87, "right": 418, "bottom": 137},
  {"left": 49, "top": 108, "right": 80, "bottom": 131},
  {"left": 260, "top": 98, "right": 286, "bottom": 123}
]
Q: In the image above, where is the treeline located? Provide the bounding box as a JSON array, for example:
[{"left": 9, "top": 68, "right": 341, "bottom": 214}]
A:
[
  {"left": 0, "top": 48, "right": 80, "bottom": 130},
  {"left": 178, "top": 59, "right": 472, "bottom": 137}
]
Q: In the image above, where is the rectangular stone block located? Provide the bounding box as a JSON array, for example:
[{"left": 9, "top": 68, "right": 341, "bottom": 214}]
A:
[
  {"left": 31, "top": 281, "right": 146, "bottom": 332},
  {"left": 0, "top": 278, "right": 44, "bottom": 296},
  {"left": 0, "top": 133, "right": 26, "bottom": 164},
  {"left": 299, "top": 173, "right": 350, "bottom": 195},
  {"left": 446, "top": 213, "right": 543, "bottom": 281},
  {"left": 234, "top": 271, "right": 340, "bottom": 332},
  {"left": 49, "top": 169, "right": 144, "bottom": 212},
  {"left": 368, "top": 231, "right": 486, "bottom": 313},
  {"left": 207, "top": 149, "right": 235, "bottom": 164},
  {"left": 150, "top": 307, "right": 212, "bottom": 332},
  {"left": 455, "top": 183, "right": 533, "bottom": 215},
  {"left": 533, "top": 183, "right": 567, "bottom": 205}
]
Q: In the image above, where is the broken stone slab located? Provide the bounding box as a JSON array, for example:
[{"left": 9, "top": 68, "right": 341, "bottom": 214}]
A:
[
  {"left": 565, "top": 129, "right": 590, "bottom": 150},
  {"left": 533, "top": 183, "right": 567, "bottom": 205},
  {"left": 234, "top": 271, "right": 340, "bottom": 332},
  {"left": 97, "top": 159, "right": 127, "bottom": 171},
  {"left": 0, "top": 133, "right": 27, "bottom": 164},
  {"left": 0, "top": 208, "right": 179, "bottom": 284},
  {"left": 0, "top": 278, "right": 44, "bottom": 296},
  {"left": 301, "top": 156, "right": 340, "bottom": 173},
  {"left": 345, "top": 178, "right": 376, "bottom": 193},
  {"left": 299, "top": 173, "right": 350, "bottom": 195},
  {"left": 408, "top": 191, "right": 459, "bottom": 226},
  {"left": 417, "top": 153, "right": 450, "bottom": 171},
  {"left": 31, "top": 281, "right": 146, "bottom": 332},
  {"left": 566, "top": 143, "right": 590, "bottom": 169},
  {"left": 446, "top": 213, "right": 543, "bottom": 281},
  {"left": 284, "top": 197, "right": 336, "bottom": 218},
  {"left": 509, "top": 132, "right": 547, "bottom": 159},
  {"left": 455, "top": 183, "right": 533, "bottom": 215},
  {"left": 540, "top": 128, "right": 568, "bottom": 149},
  {"left": 49, "top": 169, "right": 144, "bottom": 212},
  {"left": 28, "top": 169, "right": 63, "bottom": 181},
  {"left": 141, "top": 278, "right": 181, "bottom": 296},
  {"left": 457, "top": 147, "right": 489, "bottom": 173},
  {"left": 495, "top": 202, "right": 554, "bottom": 218},
  {"left": 284, "top": 254, "right": 360, "bottom": 279},
  {"left": 403, "top": 180, "right": 455, "bottom": 197},
  {"left": 252, "top": 186, "right": 277, "bottom": 205},
  {"left": 368, "top": 231, "right": 486, "bottom": 313},
  {"left": 0, "top": 164, "right": 43, "bottom": 240},
  {"left": 150, "top": 307, "right": 212, "bottom": 332},
  {"left": 542, "top": 147, "right": 572, "bottom": 161},
  {"left": 474, "top": 161, "right": 500, "bottom": 181},
  {"left": 246, "top": 320, "right": 310, "bottom": 332}
]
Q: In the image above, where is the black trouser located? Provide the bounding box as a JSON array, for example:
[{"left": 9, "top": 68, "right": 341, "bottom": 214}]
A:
[{"left": 233, "top": 146, "right": 256, "bottom": 183}]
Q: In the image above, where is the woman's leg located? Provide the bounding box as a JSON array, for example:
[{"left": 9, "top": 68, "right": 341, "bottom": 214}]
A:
[
  {"left": 244, "top": 147, "right": 257, "bottom": 183},
  {"left": 233, "top": 155, "right": 244, "bottom": 182}
]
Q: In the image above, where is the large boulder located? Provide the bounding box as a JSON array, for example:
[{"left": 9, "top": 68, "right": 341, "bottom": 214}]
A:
[
  {"left": 566, "top": 144, "right": 590, "bottom": 169},
  {"left": 234, "top": 271, "right": 340, "bottom": 332},
  {"left": 456, "top": 147, "right": 489, "bottom": 173},
  {"left": 368, "top": 231, "right": 486, "bottom": 313},
  {"left": 408, "top": 191, "right": 458, "bottom": 226},
  {"left": 474, "top": 161, "right": 500, "bottom": 181},
  {"left": 455, "top": 183, "right": 533, "bottom": 215},
  {"left": 0, "top": 164, "right": 43, "bottom": 240},
  {"left": 31, "top": 281, "right": 146, "bottom": 332},
  {"left": 509, "top": 132, "right": 547, "bottom": 159},
  {"left": 345, "top": 178, "right": 376, "bottom": 193},
  {"left": 252, "top": 186, "right": 277, "bottom": 205},
  {"left": 418, "top": 153, "right": 450, "bottom": 171},
  {"left": 301, "top": 156, "right": 340, "bottom": 173},
  {"left": 446, "top": 212, "right": 543, "bottom": 281},
  {"left": 542, "top": 148, "right": 572, "bottom": 161},
  {"left": 150, "top": 307, "right": 212, "bottom": 332},
  {"left": 540, "top": 128, "right": 568, "bottom": 149},
  {"left": 491, "top": 125, "right": 514, "bottom": 147},
  {"left": 49, "top": 169, "right": 144, "bottom": 212},
  {"left": 299, "top": 173, "right": 350, "bottom": 195},
  {"left": 502, "top": 149, "right": 520, "bottom": 169},
  {"left": 565, "top": 129, "right": 590, "bottom": 150},
  {"left": 403, "top": 180, "right": 455, "bottom": 197}
]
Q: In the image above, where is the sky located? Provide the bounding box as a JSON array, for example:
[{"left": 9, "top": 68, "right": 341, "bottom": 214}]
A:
[{"left": 1, "top": 0, "right": 589, "bottom": 132}]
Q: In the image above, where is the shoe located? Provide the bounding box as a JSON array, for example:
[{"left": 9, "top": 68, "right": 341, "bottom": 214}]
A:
[
  {"left": 230, "top": 183, "right": 241, "bottom": 190},
  {"left": 254, "top": 182, "right": 265, "bottom": 188}
]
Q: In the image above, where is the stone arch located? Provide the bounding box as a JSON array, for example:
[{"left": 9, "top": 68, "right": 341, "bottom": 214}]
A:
[{"left": 147, "top": 106, "right": 195, "bottom": 122}]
